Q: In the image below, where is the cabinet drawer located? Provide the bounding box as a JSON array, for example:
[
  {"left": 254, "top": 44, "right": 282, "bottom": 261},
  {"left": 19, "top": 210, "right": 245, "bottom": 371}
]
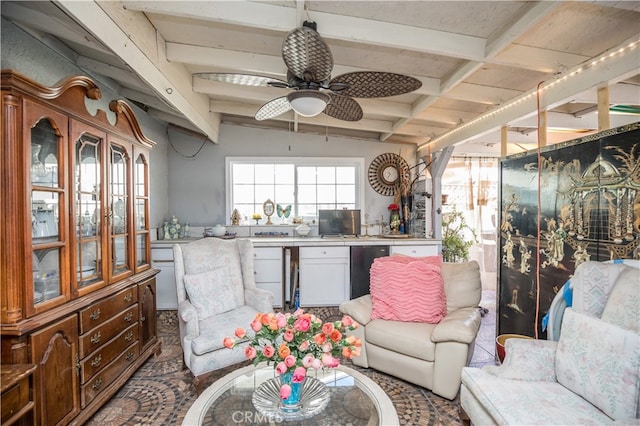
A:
[
  {"left": 151, "top": 248, "right": 174, "bottom": 261},
  {"left": 79, "top": 286, "right": 138, "bottom": 333},
  {"left": 390, "top": 245, "right": 438, "bottom": 257},
  {"left": 299, "top": 246, "right": 349, "bottom": 259},
  {"left": 1, "top": 378, "right": 31, "bottom": 425},
  {"left": 80, "top": 323, "right": 139, "bottom": 383},
  {"left": 81, "top": 342, "right": 139, "bottom": 408},
  {"left": 79, "top": 305, "right": 139, "bottom": 358},
  {"left": 253, "top": 247, "right": 282, "bottom": 260}
]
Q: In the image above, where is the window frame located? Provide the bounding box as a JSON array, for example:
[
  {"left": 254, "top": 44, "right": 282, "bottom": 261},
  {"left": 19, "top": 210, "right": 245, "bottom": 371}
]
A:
[{"left": 225, "top": 156, "right": 365, "bottom": 224}]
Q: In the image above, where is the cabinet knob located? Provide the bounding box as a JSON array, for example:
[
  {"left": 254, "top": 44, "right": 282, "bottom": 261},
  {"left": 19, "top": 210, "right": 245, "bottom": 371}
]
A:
[
  {"left": 90, "top": 309, "right": 101, "bottom": 321},
  {"left": 90, "top": 332, "right": 101, "bottom": 344},
  {"left": 124, "top": 312, "right": 133, "bottom": 322},
  {"left": 125, "top": 351, "right": 134, "bottom": 361},
  {"left": 124, "top": 293, "right": 132, "bottom": 302},
  {"left": 92, "top": 377, "right": 103, "bottom": 391},
  {"left": 125, "top": 331, "right": 134, "bottom": 342},
  {"left": 91, "top": 355, "right": 102, "bottom": 368}
]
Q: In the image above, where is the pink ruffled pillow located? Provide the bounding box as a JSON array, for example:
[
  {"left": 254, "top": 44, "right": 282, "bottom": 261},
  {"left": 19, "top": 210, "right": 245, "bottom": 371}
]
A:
[{"left": 369, "top": 255, "right": 446, "bottom": 323}]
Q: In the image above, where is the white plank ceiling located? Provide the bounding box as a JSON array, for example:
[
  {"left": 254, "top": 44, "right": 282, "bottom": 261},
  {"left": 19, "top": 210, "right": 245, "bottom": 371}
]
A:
[{"left": 3, "top": 0, "right": 639, "bottom": 156}]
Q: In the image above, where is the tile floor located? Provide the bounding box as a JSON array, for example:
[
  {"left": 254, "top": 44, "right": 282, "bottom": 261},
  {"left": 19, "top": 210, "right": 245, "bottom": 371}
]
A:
[{"left": 470, "top": 290, "right": 498, "bottom": 368}]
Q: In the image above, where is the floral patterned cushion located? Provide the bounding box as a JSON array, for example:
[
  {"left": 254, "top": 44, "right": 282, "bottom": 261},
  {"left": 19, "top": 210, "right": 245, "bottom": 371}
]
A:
[
  {"left": 572, "top": 261, "right": 627, "bottom": 318},
  {"left": 601, "top": 267, "right": 640, "bottom": 333},
  {"left": 183, "top": 267, "right": 237, "bottom": 320},
  {"left": 181, "top": 238, "right": 246, "bottom": 307},
  {"left": 556, "top": 308, "right": 640, "bottom": 420}
]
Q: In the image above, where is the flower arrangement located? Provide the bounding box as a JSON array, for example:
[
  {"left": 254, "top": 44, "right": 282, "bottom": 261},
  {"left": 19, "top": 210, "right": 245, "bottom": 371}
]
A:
[
  {"left": 223, "top": 309, "right": 361, "bottom": 400},
  {"left": 387, "top": 203, "right": 399, "bottom": 211}
]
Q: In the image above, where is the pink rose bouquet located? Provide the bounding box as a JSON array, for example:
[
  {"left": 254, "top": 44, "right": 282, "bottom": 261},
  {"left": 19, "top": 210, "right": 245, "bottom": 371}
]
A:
[{"left": 223, "top": 308, "right": 361, "bottom": 399}]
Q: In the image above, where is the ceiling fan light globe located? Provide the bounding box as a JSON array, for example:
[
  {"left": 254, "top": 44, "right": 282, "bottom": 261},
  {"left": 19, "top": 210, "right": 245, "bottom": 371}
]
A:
[{"left": 287, "top": 90, "right": 329, "bottom": 117}]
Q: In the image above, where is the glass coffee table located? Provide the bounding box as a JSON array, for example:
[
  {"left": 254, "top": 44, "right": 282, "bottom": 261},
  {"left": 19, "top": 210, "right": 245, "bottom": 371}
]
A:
[{"left": 183, "top": 363, "right": 398, "bottom": 425}]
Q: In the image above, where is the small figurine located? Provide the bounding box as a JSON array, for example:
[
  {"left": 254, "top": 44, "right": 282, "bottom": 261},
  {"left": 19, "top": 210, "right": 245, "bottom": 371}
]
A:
[{"left": 231, "top": 209, "right": 241, "bottom": 226}]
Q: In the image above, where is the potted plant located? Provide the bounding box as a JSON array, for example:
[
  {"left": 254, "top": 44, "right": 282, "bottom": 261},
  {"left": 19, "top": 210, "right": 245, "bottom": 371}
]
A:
[{"left": 441, "top": 205, "right": 478, "bottom": 262}]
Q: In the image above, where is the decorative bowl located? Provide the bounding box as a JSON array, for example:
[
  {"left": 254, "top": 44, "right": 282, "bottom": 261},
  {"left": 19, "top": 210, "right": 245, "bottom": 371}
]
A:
[
  {"left": 496, "top": 333, "right": 533, "bottom": 363},
  {"left": 295, "top": 224, "right": 311, "bottom": 237}
]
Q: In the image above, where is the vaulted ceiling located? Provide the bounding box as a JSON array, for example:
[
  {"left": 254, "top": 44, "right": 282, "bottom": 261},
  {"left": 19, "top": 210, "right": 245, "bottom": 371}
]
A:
[{"left": 3, "top": 1, "right": 639, "bottom": 156}]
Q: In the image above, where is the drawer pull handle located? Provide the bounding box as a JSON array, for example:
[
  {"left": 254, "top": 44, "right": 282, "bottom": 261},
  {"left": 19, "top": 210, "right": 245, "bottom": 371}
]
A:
[
  {"left": 91, "top": 355, "right": 102, "bottom": 367},
  {"left": 90, "top": 332, "right": 101, "bottom": 344},
  {"left": 124, "top": 331, "right": 134, "bottom": 342},
  {"left": 124, "top": 293, "right": 132, "bottom": 302},
  {"left": 140, "top": 316, "right": 146, "bottom": 323},
  {"left": 90, "top": 309, "right": 101, "bottom": 321},
  {"left": 125, "top": 351, "right": 134, "bottom": 361},
  {"left": 92, "top": 377, "right": 103, "bottom": 390},
  {"left": 124, "top": 312, "right": 133, "bottom": 322}
]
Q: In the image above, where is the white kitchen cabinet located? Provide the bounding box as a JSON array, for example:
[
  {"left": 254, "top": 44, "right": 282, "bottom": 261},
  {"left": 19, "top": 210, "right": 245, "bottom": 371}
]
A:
[
  {"left": 298, "top": 246, "right": 349, "bottom": 306},
  {"left": 390, "top": 244, "right": 439, "bottom": 257},
  {"left": 151, "top": 247, "right": 178, "bottom": 310},
  {"left": 253, "top": 247, "right": 284, "bottom": 307}
]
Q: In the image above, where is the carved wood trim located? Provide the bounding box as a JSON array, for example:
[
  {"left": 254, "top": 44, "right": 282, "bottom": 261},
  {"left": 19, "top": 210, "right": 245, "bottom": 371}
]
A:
[
  {"left": 109, "top": 100, "right": 156, "bottom": 149},
  {"left": 1, "top": 70, "right": 101, "bottom": 101}
]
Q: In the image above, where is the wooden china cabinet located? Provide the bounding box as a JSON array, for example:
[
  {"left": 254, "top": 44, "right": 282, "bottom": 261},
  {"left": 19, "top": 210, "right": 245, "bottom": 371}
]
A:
[{"left": 1, "top": 70, "right": 161, "bottom": 425}]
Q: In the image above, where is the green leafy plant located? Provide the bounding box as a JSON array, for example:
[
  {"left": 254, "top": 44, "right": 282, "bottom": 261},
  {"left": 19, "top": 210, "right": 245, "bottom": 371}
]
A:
[{"left": 441, "top": 205, "right": 478, "bottom": 262}]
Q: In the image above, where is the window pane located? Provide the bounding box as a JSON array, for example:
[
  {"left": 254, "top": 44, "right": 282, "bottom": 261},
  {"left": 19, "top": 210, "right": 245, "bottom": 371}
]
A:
[
  {"left": 317, "top": 185, "right": 336, "bottom": 203},
  {"left": 234, "top": 184, "right": 254, "bottom": 203},
  {"left": 233, "top": 164, "right": 254, "bottom": 184},
  {"left": 275, "top": 184, "right": 295, "bottom": 204},
  {"left": 316, "top": 167, "right": 335, "bottom": 184},
  {"left": 298, "top": 185, "right": 317, "bottom": 203},
  {"left": 255, "top": 164, "right": 275, "bottom": 184},
  {"left": 336, "top": 185, "right": 355, "bottom": 204},
  {"left": 297, "top": 167, "right": 316, "bottom": 184},
  {"left": 228, "top": 159, "right": 360, "bottom": 224},
  {"left": 275, "top": 164, "right": 294, "bottom": 184},
  {"left": 255, "top": 185, "right": 274, "bottom": 201},
  {"left": 337, "top": 167, "right": 354, "bottom": 184}
]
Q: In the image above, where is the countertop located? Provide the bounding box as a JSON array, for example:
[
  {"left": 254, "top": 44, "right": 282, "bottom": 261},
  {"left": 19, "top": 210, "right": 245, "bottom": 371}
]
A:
[{"left": 151, "top": 236, "right": 441, "bottom": 248}]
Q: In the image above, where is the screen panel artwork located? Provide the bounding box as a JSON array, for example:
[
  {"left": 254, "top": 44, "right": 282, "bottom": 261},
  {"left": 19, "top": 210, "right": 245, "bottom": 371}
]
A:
[{"left": 498, "top": 123, "right": 639, "bottom": 338}]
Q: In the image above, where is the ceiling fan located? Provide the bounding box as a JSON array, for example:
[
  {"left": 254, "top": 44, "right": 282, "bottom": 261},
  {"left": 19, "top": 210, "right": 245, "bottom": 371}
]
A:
[{"left": 193, "top": 21, "right": 422, "bottom": 122}]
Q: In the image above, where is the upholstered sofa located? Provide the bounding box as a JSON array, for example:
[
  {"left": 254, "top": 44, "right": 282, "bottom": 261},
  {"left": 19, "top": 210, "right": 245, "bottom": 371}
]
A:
[
  {"left": 339, "top": 260, "right": 483, "bottom": 400},
  {"left": 460, "top": 261, "right": 640, "bottom": 425}
]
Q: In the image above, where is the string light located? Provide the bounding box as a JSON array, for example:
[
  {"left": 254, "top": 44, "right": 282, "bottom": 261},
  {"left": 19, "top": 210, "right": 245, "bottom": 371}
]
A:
[{"left": 418, "top": 38, "right": 640, "bottom": 152}]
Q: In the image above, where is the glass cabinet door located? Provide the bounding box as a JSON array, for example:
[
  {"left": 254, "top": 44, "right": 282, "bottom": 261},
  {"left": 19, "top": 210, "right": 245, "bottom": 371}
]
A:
[
  {"left": 110, "top": 143, "right": 131, "bottom": 277},
  {"left": 134, "top": 153, "right": 150, "bottom": 269},
  {"left": 75, "top": 133, "right": 103, "bottom": 288},
  {"left": 30, "top": 115, "right": 66, "bottom": 308}
]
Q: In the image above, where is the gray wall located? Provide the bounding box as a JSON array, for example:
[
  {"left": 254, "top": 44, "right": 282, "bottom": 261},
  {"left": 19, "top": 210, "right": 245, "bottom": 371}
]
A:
[
  {"left": 166, "top": 124, "right": 416, "bottom": 226},
  {"left": 2, "top": 16, "right": 417, "bottom": 230},
  {"left": 1, "top": 17, "right": 169, "bottom": 226}
]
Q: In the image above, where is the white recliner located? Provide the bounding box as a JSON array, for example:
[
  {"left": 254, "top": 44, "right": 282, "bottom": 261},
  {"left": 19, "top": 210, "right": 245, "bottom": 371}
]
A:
[
  {"left": 173, "top": 238, "right": 274, "bottom": 393},
  {"left": 339, "top": 261, "right": 483, "bottom": 400}
]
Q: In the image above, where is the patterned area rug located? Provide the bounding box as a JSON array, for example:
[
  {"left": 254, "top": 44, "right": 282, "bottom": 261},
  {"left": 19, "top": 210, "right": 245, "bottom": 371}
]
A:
[{"left": 87, "top": 308, "right": 462, "bottom": 425}]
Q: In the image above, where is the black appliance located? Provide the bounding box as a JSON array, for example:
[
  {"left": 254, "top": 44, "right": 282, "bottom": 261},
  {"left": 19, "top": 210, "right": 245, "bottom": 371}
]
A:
[{"left": 350, "top": 245, "right": 389, "bottom": 299}]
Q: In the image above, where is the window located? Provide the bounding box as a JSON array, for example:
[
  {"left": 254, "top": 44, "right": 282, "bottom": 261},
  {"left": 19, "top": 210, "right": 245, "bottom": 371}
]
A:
[{"left": 226, "top": 157, "right": 364, "bottom": 223}]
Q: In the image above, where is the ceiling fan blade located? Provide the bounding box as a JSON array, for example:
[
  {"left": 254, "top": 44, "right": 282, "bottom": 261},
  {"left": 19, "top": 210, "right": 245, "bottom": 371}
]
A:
[
  {"left": 193, "top": 73, "right": 288, "bottom": 88},
  {"left": 329, "top": 72, "right": 422, "bottom": 98},
  {"left": 255, "top": 97, "right": 292, "bottom": 121},
  {"left": 282, "top": 26, "right": 333, "bottom": 82},
  {"left": 324, "top": 94, "right": 363, "bottom": 122}
]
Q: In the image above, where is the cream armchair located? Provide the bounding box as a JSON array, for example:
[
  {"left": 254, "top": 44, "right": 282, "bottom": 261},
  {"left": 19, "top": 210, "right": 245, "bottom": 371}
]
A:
[
  {"left": 339, "top": 261, "right": 483, "bottom": 400},
  {"left": 173, "top": 238, "right": 274, "bottom": 393}
]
